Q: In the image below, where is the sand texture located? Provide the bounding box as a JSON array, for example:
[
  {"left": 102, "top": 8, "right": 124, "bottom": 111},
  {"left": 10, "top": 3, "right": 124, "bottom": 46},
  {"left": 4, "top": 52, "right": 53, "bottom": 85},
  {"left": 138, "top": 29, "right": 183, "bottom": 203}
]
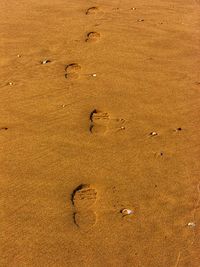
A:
[{"left": 0, "top": 0, "right": 200, "bottom": 266}]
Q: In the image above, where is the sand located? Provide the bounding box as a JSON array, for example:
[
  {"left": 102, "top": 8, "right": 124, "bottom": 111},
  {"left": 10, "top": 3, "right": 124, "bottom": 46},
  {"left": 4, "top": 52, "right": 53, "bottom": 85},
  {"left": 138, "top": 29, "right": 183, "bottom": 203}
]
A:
[{"left": 0, "top": 0, "right": 200, "bottom": 266}]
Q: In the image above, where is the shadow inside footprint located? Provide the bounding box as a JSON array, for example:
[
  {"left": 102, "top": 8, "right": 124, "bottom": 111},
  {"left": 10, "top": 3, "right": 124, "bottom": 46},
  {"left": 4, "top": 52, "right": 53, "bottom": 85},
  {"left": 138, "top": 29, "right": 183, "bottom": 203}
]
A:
[
  {"left": 90, "top": 109, "right": 110, "bottom": 122},
  {"left": 86, "top": 6, "right": 99, "bottom": 15}
]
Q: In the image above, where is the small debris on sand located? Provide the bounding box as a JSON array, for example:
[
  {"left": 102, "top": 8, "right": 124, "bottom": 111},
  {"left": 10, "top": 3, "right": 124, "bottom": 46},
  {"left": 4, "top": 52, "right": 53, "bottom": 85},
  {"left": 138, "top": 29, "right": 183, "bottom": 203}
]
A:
[
  {"left": 41, "top": 59, "right": 51, "bottom": 64},
  {"left": 187, "top": 222, "right": 196, "bottom": 228},
  {"left": 121, "top": 209, "right": 133, "bottom": 216},
  {"left": 150, "top": 131, "right": 158, "bottom": 136}
]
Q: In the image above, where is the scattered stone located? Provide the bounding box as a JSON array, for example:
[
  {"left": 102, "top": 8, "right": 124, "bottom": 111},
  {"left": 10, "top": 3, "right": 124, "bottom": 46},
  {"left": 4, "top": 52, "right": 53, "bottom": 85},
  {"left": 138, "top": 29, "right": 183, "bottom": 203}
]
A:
[
  {"left": 187, "top": 222, "right": 196, "bottom": 228},
  {"left": 137, "top": 19, "right": 144, "bottom": 22},
  {"left": 121, "top": 209, "right": 133, "bottom": 216},
  {"left": 131, "top": 8, "right": 136, "bottom": 10},
  {"left": 150, "top": 131, "right": 158, "bottom": 136},
  {"left": 41, "top": 59, "right": 51, "bottom": 64},
  {"left": 8, "top": 82, "right": 13, "bottom": 85},
  {"left": 91, "top": 73, "right": 97, "bottom": 77}
]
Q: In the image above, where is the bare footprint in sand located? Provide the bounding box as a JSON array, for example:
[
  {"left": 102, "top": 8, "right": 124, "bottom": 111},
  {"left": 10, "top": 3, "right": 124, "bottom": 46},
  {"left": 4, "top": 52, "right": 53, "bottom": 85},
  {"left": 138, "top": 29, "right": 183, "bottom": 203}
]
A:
[
  {"left": 89, "top": 109, "right": 125, "bottom": 135},
  {"left": 85, "top": 6, "right": 100, "bottom": 15},
  {"left": 85, "top": 32, "right": 101, "bottom": 43},
  {"left": 65, "top": 63, "right": 81, "bottom": 79},
  {"left": 71, "top": 184, "right": 97, "bottom": 229}
]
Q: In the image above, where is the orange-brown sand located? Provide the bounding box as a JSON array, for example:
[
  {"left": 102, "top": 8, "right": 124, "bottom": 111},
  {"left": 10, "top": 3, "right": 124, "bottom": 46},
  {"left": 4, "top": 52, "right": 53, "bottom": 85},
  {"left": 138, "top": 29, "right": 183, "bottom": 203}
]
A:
[{"left": 0, "top": 0, "right": 200, "bottom": 266}]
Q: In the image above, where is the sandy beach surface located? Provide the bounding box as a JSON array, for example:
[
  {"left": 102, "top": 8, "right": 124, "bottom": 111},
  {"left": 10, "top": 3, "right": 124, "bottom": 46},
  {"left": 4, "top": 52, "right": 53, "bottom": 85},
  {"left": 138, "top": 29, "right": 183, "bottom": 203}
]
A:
[{"left": 0, "top": 0, "right": 200, "bottom": 266}]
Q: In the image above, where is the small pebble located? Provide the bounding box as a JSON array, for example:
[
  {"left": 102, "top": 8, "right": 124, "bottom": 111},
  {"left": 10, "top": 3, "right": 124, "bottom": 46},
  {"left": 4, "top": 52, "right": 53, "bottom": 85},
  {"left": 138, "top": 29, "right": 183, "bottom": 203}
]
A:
[
  {"left": 137, "top": 19, "right": 144, "bottom": 22},
  {"left": 91, "top": 73, "right": 97, "bottom": 77},
  {"left": 131, "top": 8, "right": 136, "bottom": 10},
  {"left": 150, "top": 131, "right": 158, "bottom": 136},
  {"left": 121, "top": 209, "right": 133, "bottom": 216},
  {"left": 17, "top": 54, "right": 21, "bottom": 58},
  {"left": 187, "top": 222, "right": 196, "bottom": 228},
  {"left": 8, "top": 82, "right": 13, "bottom": 85},
  {"left": 41, "top": 59, "right": 51, "bottom": 64}
]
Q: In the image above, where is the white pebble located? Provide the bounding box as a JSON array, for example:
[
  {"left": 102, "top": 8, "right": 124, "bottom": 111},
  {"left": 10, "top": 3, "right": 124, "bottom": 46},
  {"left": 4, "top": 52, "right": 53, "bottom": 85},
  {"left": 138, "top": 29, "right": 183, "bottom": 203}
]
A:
[
  {"left": 150, "top": 131, "right": 158, "bottom": 136},
  {"left": 121, "top": 209, "right": 133, "bottom": 216},
  {"left": 187, "top": 222, "right": 196, "bottom": 227},
  {"left": 8, "top": 82, "right": 13, "bottom": 85},
  {"left": 41, "top": 59, "right": 51, "bottom": 64},
  {"left": 92, "top": 73, "right": 97, "bottom": 77}
]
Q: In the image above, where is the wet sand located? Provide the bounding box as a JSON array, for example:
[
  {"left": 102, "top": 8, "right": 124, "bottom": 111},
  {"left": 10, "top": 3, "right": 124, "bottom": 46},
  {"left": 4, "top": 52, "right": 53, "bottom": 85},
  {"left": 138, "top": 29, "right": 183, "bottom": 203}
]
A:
[{"left": 0, "top": 0, "right": 200, "bottom": 266}]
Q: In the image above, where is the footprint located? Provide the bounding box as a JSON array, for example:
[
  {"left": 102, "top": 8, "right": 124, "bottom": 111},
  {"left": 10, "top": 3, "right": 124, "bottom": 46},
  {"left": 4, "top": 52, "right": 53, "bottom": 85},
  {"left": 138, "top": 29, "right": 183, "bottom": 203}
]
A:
[
  {"left": 65, "top": 63, "right": 81, "bottom": 79},
  {"left": 90, "top": 109, "right": 110, "bottom": 134},
  {"left": 85, "top": 32, "right": 101, "bottom": 43},
  {"left": 73, "top": 210, "right": 97, "bottom": 230},
  {"left": 71, "top": 184, "right": 97, "bottom": 230},
  {"left": 72, "top": 184, "right": 97, "bottom": 209},
  {"left": 85, "top": 6, "right": 99, "bottom": 15},
  {"left": 89, "top": 109, "right": 125, "bottom": 135}
]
